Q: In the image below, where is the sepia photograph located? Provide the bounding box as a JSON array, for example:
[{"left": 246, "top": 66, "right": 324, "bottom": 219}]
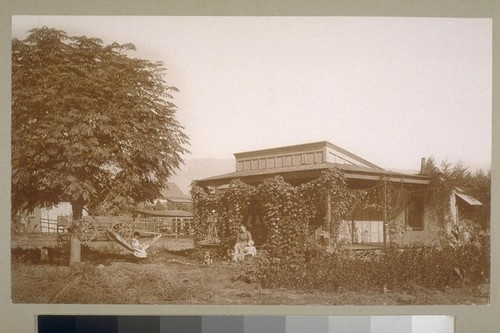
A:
[{"left": 10, "top": 15, "right": 491, "bottom": 307}]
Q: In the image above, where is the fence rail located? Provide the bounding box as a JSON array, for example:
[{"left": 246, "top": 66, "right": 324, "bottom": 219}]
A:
[
  {"left": 40, "top": 218, "right": 61, "bottom": 234},
  {"left": 38, "top": 215, "right": 194, "bottom": 238},
  {"left": 134, "top": 217, "right": 194, "bottom": 237}
]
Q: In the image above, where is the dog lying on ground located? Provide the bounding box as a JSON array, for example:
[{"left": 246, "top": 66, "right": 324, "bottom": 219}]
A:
[{"left": 203, "top": 251, "right": 213, "bottom": 265}]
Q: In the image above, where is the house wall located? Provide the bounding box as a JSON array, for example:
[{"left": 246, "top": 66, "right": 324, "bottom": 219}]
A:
[
  {"left": 335, "top": 203, "right": 440, "bottom": 247},
  {"left": 394, "top": 206, "right": 440, "bottom": 247}
]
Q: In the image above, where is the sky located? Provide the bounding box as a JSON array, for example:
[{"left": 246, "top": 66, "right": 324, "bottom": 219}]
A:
[{"left": 11, "top": 16, "right": 492, "bottom": 172}]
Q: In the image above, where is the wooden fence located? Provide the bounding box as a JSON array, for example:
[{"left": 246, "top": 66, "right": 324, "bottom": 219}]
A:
[
  {"left": 38, "top": 215, "right": 194, "bottom": 238},
  {"left": 134, "top": 217, "right": 194, "bottom": 238}
]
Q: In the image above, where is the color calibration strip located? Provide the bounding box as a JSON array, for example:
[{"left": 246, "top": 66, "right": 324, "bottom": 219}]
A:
[{"left": 38, "top": 315, "right": 454, "bottom": 333}]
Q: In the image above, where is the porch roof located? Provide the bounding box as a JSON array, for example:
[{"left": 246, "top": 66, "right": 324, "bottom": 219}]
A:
[
  {"left": 195, "top": 162, "right": 430, "bottom": 188},
  {"left": 135, "top": 208, "right": 193, "bottom": 217}
]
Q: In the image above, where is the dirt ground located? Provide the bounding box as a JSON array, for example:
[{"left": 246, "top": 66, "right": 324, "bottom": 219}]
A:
[{"left": 10, "top": 234, "right": 489, "bottom": 305}]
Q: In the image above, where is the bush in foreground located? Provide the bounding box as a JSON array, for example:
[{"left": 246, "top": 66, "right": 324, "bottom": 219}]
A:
[{"left": 247, "top": 238, "right": 489, "bottom": 293}]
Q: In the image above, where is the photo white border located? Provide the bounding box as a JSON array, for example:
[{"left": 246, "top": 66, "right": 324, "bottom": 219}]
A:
[{"left": 1, "top": 1, "right": 497, "bottom": 332}]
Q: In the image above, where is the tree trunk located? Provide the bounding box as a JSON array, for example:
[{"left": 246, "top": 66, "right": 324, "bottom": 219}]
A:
[
  {"left": 69, "top": 197, "right": 85, "bottom": 266},
  {"left": 69, "top": 233, "right": 81, "bottom": 265}
]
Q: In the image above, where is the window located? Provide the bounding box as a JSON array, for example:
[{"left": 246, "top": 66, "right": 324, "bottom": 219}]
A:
[
  {"left": 305, "top": 153, "right": 315, "bottom": 164},
  {"left": 293, "top": 154, "right": 302, "bottom": 166},
  {"left": 266, "top": 158, "right": 275, "bottom": 168},
  {"left": 259, "top": 159, "right": 266, "bottom": 169},
  {"left": 276, "top": 156, "right": 283, "bottom": 168},
  {"left": 407, "top": 195, "right": 425, "bottom": 229}
]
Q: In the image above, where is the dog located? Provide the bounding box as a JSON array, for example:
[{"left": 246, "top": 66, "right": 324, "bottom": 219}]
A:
[
  {"left": 226, "top": 249, "right": 235, "bottom": 262},
  {"left": 203, "top": 251, "right": 213, "bottom": 265}
]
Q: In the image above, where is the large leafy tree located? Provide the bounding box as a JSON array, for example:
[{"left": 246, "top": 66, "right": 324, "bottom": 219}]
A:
[{"left": 12, "top": 27, "right": 189, "bottom": 263}]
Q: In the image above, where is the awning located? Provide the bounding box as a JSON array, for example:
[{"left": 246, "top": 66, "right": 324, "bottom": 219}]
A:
[{"left": 455, "top": 192, "right": 482, "bottom": 206}]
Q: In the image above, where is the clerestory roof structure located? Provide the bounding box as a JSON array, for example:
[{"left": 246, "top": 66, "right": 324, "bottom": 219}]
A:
[{"left": 196, "top": 141, "right": 429, "bottom": 188}]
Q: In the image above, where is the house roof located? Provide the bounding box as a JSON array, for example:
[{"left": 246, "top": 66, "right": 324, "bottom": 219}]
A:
[
  {"left": 160, "top": 182, "right": 192, "bottom": 202},
  {"left": 195, "top": 141, "right": 429, "bottom": 188}
]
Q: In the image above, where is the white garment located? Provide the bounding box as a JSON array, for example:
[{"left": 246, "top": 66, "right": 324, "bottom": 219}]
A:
[
  {"left": 131, "top": 237, "right": 148, "bottom": 258},
  {"left": 244, "top": 245, "right": 257, "bottom": 256}
]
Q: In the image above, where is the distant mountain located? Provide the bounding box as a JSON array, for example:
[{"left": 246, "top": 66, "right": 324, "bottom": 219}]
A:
[{"left": 168, "top": 158, "right": 235, "bottom": 195}]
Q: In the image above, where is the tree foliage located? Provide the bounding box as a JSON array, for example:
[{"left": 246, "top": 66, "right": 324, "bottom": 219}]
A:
[{"left": 12, "top": 27, "right": 189, "bottom": 218}]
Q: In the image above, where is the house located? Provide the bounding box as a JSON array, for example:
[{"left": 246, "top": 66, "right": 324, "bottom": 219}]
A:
[
  {"left": 155, "top": 182, "right": 193, "bottom": 212},
  {"left": 134, "top": 182, "right": 194, "bottom": 236},
  {"left": 195, "top": 141, "right": 441, "bottom": 247},
  {"left": 24, "top": 202, "right": 88, "bottom": 234},
  {"left": 22, "top": 182, "right": 192, "bottom": 235}
]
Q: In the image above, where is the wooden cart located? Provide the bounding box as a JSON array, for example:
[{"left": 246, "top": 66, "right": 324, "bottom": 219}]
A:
[
  {"left": 56, "top": 216, "right": 134, "bottom": 245},
  {"left": 56, "top": 214, "right": 193, "bottom": 246}
]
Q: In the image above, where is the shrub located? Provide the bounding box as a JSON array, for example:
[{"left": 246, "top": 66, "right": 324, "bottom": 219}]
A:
[{"left": 252, "top": 237, "right": 489, "bottom": 292}]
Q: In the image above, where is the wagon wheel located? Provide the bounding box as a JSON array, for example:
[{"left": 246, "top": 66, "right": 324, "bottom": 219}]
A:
[
  {"left": 78, "top": 217, "right": 97, "bottom": 243},
  {"left": 56, "top": 232, "right": 71, "bottom": 247},
  {"left": 111, "top": 222, "right": 132, "bottom": 240}
]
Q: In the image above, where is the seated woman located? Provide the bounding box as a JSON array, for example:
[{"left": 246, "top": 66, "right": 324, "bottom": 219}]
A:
[{"left": 232, "top": 224, "right": 252, "bottom": 262}]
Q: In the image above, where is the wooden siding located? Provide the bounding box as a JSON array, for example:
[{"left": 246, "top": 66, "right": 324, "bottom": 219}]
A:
[
  {"left": 236, "top": 149, "right": 325, "bottom": 173},
  {"left": 37, "top": 202, "right": 88, "bottom": 233}
]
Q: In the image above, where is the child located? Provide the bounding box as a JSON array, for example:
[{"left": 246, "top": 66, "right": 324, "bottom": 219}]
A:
[
  {"left": 131, "top": 232, "right": 161, "bottom": 258},
  {"left": 243, "top": 240, "right": 257, "bottom": 257}
]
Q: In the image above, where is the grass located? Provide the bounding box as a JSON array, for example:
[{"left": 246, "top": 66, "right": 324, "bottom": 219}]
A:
[
  {"left": 9, "top": 234, "right": 490, "bottom": 305},
  {"left": 10, "top": 244, "right": 489, "bottom": 305}
]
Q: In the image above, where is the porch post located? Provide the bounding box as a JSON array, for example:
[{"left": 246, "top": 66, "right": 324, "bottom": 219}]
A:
[
  {"left": 351, "top": 217, "right": 355, "bottom": 244},
  {"left": 326, "top": 191, "right": 332, "bottom": 236}
]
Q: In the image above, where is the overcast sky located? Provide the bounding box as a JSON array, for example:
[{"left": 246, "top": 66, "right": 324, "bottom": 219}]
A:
[{"left": 12, "top": 16, "right": 492, "bottom": 172}]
